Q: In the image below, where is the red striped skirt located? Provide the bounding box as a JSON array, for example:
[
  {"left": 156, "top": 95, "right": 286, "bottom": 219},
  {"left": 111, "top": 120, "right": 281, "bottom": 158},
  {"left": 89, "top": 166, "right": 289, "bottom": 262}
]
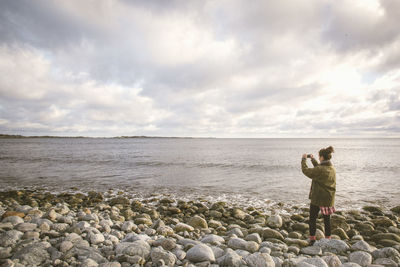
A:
[{"left": 320, "top": 206, "right": 336, "bottom": 215}]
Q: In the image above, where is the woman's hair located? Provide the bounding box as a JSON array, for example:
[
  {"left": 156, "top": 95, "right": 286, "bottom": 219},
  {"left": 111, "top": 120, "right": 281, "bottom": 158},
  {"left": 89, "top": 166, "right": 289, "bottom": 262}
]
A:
[{"left": 319, "top": 146, "right": 334, "bottom": 160}]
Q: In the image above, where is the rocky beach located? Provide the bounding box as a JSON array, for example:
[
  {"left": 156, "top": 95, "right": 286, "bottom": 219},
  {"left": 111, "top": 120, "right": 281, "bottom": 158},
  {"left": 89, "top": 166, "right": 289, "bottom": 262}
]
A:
[{"left": 0, "top": 190, "right": 399, "bottom": 267}]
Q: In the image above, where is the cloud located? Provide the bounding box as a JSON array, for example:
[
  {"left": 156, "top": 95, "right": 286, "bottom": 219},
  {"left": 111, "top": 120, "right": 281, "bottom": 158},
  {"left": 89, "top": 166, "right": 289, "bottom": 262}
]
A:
[{"left": 0, "top": 0, "right": 399, "bottom": 137}]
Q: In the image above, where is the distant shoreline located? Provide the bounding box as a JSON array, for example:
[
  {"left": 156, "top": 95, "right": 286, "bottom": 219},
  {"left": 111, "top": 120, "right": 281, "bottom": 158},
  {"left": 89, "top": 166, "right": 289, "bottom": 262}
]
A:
[
  {"left": 0, "top": 134, "right": 399, "bottom": 139},
  {"left": 0, "top": 134, "right": 199, "bottom": 139}
]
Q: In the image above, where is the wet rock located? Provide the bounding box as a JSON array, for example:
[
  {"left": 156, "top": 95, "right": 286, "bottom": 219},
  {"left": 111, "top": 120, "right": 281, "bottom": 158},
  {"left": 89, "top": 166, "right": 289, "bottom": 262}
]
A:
[
  {"left": 390, "top": 205, "right": 400, "bottom": 214},
  {"left": 332, "top": 228, "right": 349, "bottom": 240},
  {"left": 300, "top": 246, "right": 322, "bottom": 256},
  {"left": 267, "top": 215, "right": 283, "bottom": 228},
  {"left": 244, "top": 252, "right": 275, "bottom": 267},
  {"left": 331, "top": 214, "right": 350, "bottom": 231},
  {"left": 0, "top": 230, "right": 23, "bottom": 247},
  {"left": 187, "top": 216, "right": 208, "bottom": 229},
  {"left": 314, "top": 239, "right": 349, "bottom": 254},
  {"left": 208, "top": 219, "right": 222, "bottom": 228},
  {"left": 355, "top": 223, "right": 374, "bottom": 233},
  {"left": 349, "top": 251, "right": 372, "bottom": 266},
  {"left": 150, "top": 247, "right": 176, "bottom": 267},
  {"left": 371, "top": 217, "right": 396, "bottom": 227},
  {"left": 175, "top": 222, "right": 195, "bottom": 232},
  {"left": 11, "top": 241, "right": 50, "bottom": 266},
  {"left": 262, "top": 228, "right": 284, "bottom": 241},
  {"left": 109, "top": 197, "right": 130, "bottom": 206},
  {"left": 232, "top": 208, "right": 247, "bottom": 220},
  {"left": 186, "top": 243, "right": 215, "bottom": 263},
  {"left": 362, "top": 206, "right": 383, "bottom": 214},
  {"left": 371, "top": 233, "right": 400, "bottom": 243},
  {"left": 292, "top": 223, "right": 309, "bottom": 232}
]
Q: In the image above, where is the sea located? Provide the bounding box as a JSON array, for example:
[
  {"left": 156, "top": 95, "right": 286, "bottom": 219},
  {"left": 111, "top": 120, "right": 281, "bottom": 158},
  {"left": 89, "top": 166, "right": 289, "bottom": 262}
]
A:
[{"left": 0, "top": 138, "right": 399, "bottom": 209}]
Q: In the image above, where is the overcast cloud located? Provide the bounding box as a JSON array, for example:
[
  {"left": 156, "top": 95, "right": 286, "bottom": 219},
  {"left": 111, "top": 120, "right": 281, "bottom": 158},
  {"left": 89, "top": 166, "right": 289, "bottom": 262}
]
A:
[{"left": 0, "top": 0, "right": 399, "bottom": 137}]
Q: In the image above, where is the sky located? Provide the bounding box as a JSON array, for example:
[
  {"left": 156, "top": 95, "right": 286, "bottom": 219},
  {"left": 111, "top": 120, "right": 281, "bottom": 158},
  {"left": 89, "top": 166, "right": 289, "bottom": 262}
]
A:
[{"left": 0, "top": 0, "right": 400, "bottom": 138}]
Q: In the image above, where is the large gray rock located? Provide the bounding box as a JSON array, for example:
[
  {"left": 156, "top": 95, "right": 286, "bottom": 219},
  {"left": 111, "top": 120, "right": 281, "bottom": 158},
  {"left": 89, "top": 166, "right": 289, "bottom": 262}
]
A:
[
  {"left": 297, "top": 257, "right": 328, "bottom": 267},
  {"left": 349, "top": 251, "right": 372, "bottom": 267},
  {"left": 246, "top": 233, "right": 262, "bottom": 244},
  {"left": 186, "top": 243, "right": 215, "bottom": 263},
  {"left": 228, "top": 238, "right": 248, "bottom": 250},
  {"left": 218, "top": 249, "right": 244, "bottom": 267},
  {"left": 322, "top": 254, "right": 341, "bottom": 267},
  {"left": 115, "top": 240, "right": 151, "bottom": 258},
  {"left": 201, "top": 234, "right": 225, "bottom": 245},
  {"left": 314, "top": 239, "right": 349, "bottom": 254},
  {"left": 372, "top": 247, "right": 400, "bottom": 264},
  {"left": 12, "top": 242, "right": 50, "bottom": 265},
  {"left": 150, "top": 247, "right": 176, "bottom": 267},
  {"left": 267, "top": 215, "right": 283, "bottom": 228},
  {"left": 300, "top": 246, "right": 322, "bottom": 256},
  {"left": 350, "top": 240, "right": 374, "bottom": 253},
  {"left": 245, "top": 252, "right": 275, "bottom": 267},
  {"left": 0, "top": 230, "right": 23, "bottom": 247}
]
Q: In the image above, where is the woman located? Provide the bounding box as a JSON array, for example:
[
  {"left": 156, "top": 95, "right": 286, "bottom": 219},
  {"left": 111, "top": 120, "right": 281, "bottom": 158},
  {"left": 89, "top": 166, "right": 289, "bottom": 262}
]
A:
[{"left": 301, "top": 146, "right": 336, "bottom": 245}]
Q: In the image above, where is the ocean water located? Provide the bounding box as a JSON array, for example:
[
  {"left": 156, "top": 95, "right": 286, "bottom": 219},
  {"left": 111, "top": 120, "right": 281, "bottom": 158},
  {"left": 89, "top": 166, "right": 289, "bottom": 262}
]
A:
[{"left": 0, "top": 138, "right": 399, "bottom": 208}]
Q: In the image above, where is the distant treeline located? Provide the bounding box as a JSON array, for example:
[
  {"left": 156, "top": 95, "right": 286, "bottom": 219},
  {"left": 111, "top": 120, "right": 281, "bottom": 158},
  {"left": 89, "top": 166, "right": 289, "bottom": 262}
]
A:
[
  {"left": 0, "top": 134, "right": 197, "bottom": 139},
  {"left": 0, "top": 134, "right": 85, "bottom": 139}
]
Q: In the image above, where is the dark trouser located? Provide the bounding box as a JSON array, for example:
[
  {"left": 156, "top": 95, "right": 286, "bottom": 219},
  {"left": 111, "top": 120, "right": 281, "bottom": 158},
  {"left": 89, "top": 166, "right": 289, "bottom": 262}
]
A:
[{"left": 309, "top": 204, "right": 331, "bottom": 237}]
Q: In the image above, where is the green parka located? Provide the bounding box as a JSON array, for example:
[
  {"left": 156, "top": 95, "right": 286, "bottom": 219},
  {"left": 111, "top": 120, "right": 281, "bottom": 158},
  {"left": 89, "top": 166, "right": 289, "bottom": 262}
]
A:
[{"left": 301, "top": 158, "right": 336, "bottom": 207}]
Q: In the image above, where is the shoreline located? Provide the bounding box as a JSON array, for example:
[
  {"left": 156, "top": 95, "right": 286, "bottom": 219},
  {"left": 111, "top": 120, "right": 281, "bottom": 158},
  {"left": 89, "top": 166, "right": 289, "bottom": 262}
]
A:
[{"left": 0, "top": 189, "right": 399, "bottom": 266}]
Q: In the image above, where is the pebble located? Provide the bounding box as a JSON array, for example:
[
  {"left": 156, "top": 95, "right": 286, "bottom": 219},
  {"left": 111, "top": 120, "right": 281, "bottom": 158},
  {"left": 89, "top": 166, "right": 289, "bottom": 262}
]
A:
[{"left": 1, "top": 190, "right": 400, "bottom": 267}]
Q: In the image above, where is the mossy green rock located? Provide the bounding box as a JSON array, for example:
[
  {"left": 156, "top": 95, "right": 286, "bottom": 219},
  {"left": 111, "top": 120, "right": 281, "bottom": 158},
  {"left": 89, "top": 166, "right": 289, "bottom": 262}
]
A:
[
  {"left": 390, "top": 205, "right": 400, "bottom": 214},
  {"left": 372, "top": 233, "right": 400, "bottom": 243},
  {"left": 371, "top": 217, "right": 396, "bottom": 227},
  {"left": 362, "top": 206, "right": 383, "bottom": 214},
  {"left": 332, "top": 228, "right": 349, "bottom": 240},
  {"left": 262, "top": 228, "right": 284, "bottom": 241}
]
